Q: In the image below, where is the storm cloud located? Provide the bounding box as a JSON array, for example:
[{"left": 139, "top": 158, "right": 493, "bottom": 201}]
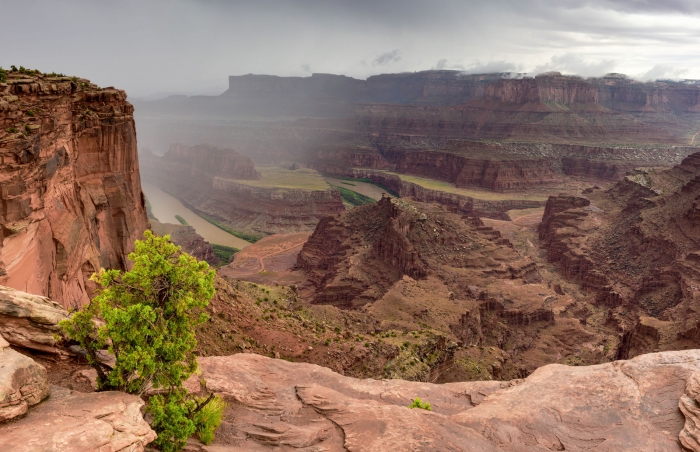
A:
[{"left": 1, "top": 0, "right": 698, "bottom": 97}]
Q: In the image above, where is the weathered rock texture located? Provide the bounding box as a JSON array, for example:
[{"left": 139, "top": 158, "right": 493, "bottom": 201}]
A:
[
  {"left": 0, "top": 386, "right": 156, "bottom": 451},
  {"left": 187, "top": 350, "right": 700, "bottom": 451},
  {"left": 539, "top": 152, "right": 700, "bottom": 360},
  {"left": 0, "top": 284, "right": 68, "bottom": 353},
  {"left": 297, "top": 196, "right": 541, "bottom": 308},
  {"left": 293, "top": 196, "right": 614, "bottom": 379},
  {"left": 0, "top": 337, "right": 49, "bottom": 422},
  {"left": 141, "top": 144, "right": 344, "bottom": 235},
  {"left": 0, "top": 73, "right": 148, "bottom": 309},
  {"left": 150, "top": 219, "right": 220, "bottom": 266}
]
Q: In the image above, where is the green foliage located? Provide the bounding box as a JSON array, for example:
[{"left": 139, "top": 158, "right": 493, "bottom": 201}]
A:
[
  {"left": 212, "top": 244, "right": 239, "bottom": 264},
  {"left": 0, "top": 67, "right": 6, "bottom": 83},
  {"left": 200, "top": 215, "right": 262, "bottom": 243},
  {"left": 343, "top": 177, "right": 399, "bottom": 197},
  {"left": 175, "top": 215, "right": 188, "bottom": 225},
  {"left": 408, "top": 397, "right": 432, "bottom": 411},
  {"left": 148, "top": 389, "right": 197, "bottom": 452},
  {"left": 334, "top": 185, "right": 376, "bottom": 207},
  {"left": 192, "top": 394, "right": 227, "bottom": 444},
  {"left": 59, "top": 231, "right": 219, "bottom": 451},
  {"left": 26, "top": 110, "right": 35, "bottom": 117},
  {"left": 6, "top": 127, "right": 18, "bottom": 134},
  {"left": 10, "top": 65, "right": 17, "bottom": 72}
]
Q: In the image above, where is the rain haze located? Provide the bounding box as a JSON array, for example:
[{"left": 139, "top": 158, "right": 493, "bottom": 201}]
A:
[{"left": 1, "top": 0, "right": 700, "bottom": 98}]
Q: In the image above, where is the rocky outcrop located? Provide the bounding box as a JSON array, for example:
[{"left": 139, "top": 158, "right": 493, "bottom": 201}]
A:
[
  {"left": 150, "top": 219, "right": 220, "bottom": 266},
  {"left": 0, "top": 337, "right": 50, "bottom": 422},
  {"left": 0, "top": 386, "right": 156, "bottom": 451},
  {"left": 0, "top": 285, "right": 69, "bottom": 354},
  {"left": 296, "top": 197, "right": 542, "bottom": 308},
  {"left": 187, "top": 350, "right": 700, "bottom": 451},
  {"left": 141, "top": 145, "right": 344, "bottom": 235},
  {"left": 0, "top": 73, "right": 148, "bottom": 309},
  {"left": 539, "top": 153, "right": 700, "bottom": 359}
]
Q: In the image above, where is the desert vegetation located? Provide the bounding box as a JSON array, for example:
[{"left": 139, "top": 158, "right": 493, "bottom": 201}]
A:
[{"left": 59, "top": 232, "right": 223, "bottom": 451}]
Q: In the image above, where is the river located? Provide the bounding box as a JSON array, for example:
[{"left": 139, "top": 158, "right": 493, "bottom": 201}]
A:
[{"left": 141, "top": 182, "right": 251, "bottom": 249}]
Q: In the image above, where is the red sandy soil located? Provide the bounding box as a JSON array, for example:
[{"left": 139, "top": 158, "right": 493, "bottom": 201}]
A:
[{"left": 218, "top": 232, "right": 310, "bottom": 285}]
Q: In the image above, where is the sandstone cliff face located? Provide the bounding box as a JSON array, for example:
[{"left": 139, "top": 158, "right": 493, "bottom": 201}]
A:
[
  {"left": 539, "top": 153, "right": 700, "bottom": 359},
  {"left": 0, "top": 73, "right": 148, "bottom": 309},
  {"left": 484, "top": 74, "right": 599, "bottom": 106},
  {"left": 141, "top": 145, "right": 344, "bottom": 235}
]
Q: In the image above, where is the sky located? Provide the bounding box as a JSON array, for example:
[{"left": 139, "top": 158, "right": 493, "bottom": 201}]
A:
[{"left": 1, "top": 0, "right": 699, "bottom": 98}]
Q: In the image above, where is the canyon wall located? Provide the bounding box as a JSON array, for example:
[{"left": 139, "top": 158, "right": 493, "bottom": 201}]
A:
[
  {"left": 0, "top": 73, "right": 148, "bottom": 309},
  {"left": 140, "top": 145, "right": 344, "bottom": 235},
  {"left": 317, "top": 168, "right": 544, "bottom": 220},
  {"left": 538, "top": 152, "right": 700, "bottom": 359}
]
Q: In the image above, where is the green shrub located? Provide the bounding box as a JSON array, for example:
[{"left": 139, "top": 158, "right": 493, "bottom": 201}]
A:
[
  {"left": 175, "top": 214, "right": 188, "bottom": 225},
  {"left": 211, "top": 244, "right": 239, "bottom": 264},
  {"left": 0, "top": 67, "right": 6, "bottom": 83},
  {"left": 334, "top": 186, "right": 376, "bottom": 207},
  {"left": 59, "top": 231, "right": 219, "bottom": 451},
  {"left": 148, "top": 389, "right": 197, "bottom": 452},
  {"left": 192, "top": 394, "right": 227, "bottom": 444},
  {"left": 408, "top": 397, "right": 432, "bottom": 411}
]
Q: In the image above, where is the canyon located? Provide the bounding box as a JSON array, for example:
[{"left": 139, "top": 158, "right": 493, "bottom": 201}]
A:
[
  {"left": 538, "top": 152, "right": 700, "bottom": 361},
  {"left": 5, "top": 66, "right": 700, "bottom": 451},
  {"left": 140, "top": 144, "right": 344, "bottom": 237}
]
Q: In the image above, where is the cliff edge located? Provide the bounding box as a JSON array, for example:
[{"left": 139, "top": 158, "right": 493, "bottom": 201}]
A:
[{"left": 0, "top": 71, "right": 148, "bottom": 309}]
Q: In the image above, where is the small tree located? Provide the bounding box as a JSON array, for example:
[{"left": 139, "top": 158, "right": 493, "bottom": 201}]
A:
[{"left": 60, "top": 231, "right": 223, "bottom": 451}]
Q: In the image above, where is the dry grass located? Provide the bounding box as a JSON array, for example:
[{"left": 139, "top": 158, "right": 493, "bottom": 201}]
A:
[{"left": 233, "top": 166, "right": 329, "bottom": 190}]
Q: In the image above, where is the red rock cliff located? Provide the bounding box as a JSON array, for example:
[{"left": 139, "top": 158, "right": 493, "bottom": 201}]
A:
[{"left": 0, "top": 72, "right": 148, "bottom": 309}]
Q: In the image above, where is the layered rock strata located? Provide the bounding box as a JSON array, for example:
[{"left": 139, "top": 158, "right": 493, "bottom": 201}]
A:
[
  {"left": 538, "top": 152, "right": 700, "bottom": 359},
  {"left": 0, "top": 73, "right": 148, "bottom": 309},
  {"left": 187, "top": 350, "right": 700, "bottom": 451},
  {"left": 0, "top": 284, "right": 69, "bottom": 354},
  {"left": 296, "top": 197, "right": 542, "bottom": 308},
  {"left": 323, "top": 168, "right": 544, "bottom": 220},
  {"left": 141, "top": 145, "right": 344, "bottom": 235}
]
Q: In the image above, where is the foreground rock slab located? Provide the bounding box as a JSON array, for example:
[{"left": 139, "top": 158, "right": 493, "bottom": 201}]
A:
[
  {"left": 0, "top": 336, "right": 49, "bottom": 422},
  {"left": 0, "top": 386, "right": 156, "bottom": 452},
  {"left": 0, "top": 285, "right": 69, "bottom": 354},
  {"left": 191, "top": 351, "right": 700, "bottom": 451}
]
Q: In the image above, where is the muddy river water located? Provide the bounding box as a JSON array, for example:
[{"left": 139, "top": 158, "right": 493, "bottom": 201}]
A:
[{"left": 141, "top": 182, "right": 251, "bottom": 249}]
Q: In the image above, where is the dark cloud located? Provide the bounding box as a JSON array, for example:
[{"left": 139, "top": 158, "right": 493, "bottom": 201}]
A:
[
  {"left": 373, "top": 50, "right": 401, "bottom": 66},
  {"left": 0, "top": 0, "right": 698, "bottom": 96}
]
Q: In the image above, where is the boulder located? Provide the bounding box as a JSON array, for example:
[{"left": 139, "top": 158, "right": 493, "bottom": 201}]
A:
[
  {"left": 0, "top": 386, "right": 156, "bottom": 451},
  {"left": 0, "top": 285, "right": 69, "bottom": 354},
  {"left": 0, "top": 342, "right": 49, "bottom": 422}
]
